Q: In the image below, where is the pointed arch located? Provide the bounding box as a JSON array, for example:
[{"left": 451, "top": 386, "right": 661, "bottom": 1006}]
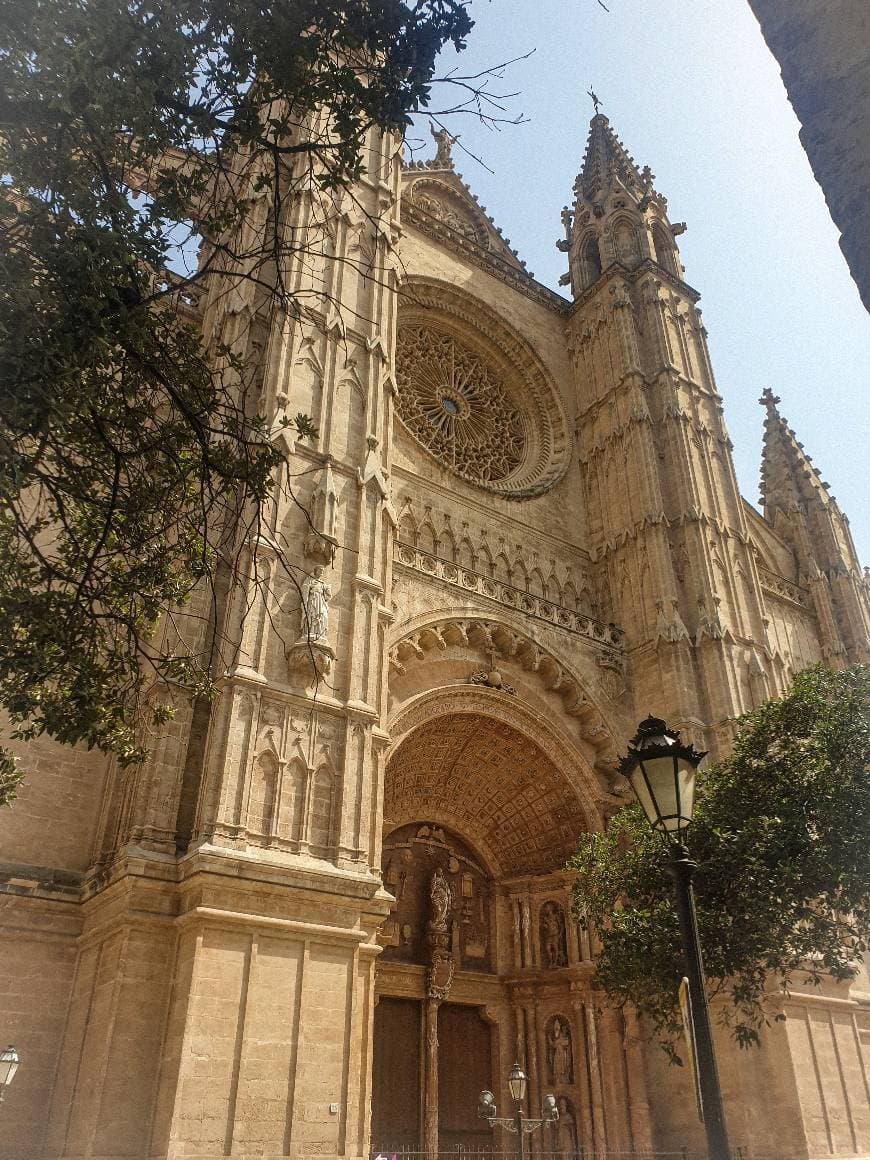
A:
[
  {"left": 308, "top": 764, "right": 335, "bottom": 853},
  {"left": 613, "top": 218, "right": 640, "bottom": 268},
  {"left": 280, "top": 756, "right": 307, "bottom": 843},
  {"left": 578, "top": 233, "right": 602, "bottom": 289},
  {"left": 528, "top": 567, "right": 546, "bottom": 598},
  {"left": 493, "top": 551, "right": 511, "bottom": 584},
  {"left": 248, "top": 751, "right": 278, "bottom": 839},
  {"left": 511, "top": 556, "right": 529, "bottom": 591},
  {"left": 457, "top": 535, "right": 476, "bottom": 570},
  {"left": 417, "top": 519, "right": 438, "bottom": 556},
  {"left": 397, "top": 509, "right": 417, "bottom": 546},
  {"left": 652, "top": 221, "right": 678, "bottom": 277},
  {"left": 563, "top": 578, "right": 579, "bottom": 612}
]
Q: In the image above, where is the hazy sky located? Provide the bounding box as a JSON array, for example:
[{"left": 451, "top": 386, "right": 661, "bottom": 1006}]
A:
[{"left": 409, "top": 0, "right": 870, "bottom": 564}]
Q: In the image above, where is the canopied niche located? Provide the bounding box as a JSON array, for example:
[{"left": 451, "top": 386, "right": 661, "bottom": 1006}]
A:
[{"left": 380, "top": 822, "right": 492, "bottom": 972}]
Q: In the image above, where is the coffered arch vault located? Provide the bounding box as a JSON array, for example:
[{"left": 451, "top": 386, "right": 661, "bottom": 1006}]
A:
[{"left": 385, "top": 685, "right": 602, "bottom": 878}]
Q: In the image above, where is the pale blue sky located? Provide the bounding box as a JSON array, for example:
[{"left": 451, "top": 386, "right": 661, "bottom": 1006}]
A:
[{"left": 411, "top": 0, "right": 870, "bottom": 564}]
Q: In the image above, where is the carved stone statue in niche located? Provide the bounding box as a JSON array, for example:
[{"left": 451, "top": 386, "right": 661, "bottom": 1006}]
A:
[
  {"left": 540, "top": 901, "right": 568, "bottom": 969},
  {"left": 555, "top": 1098, "right": 579, "bottom": 1156},
  {"left": 378, "top": 822, "right": 491, "bottom": 971},
  {"left": 546, "top": 1016, "right": 573, "bottom": 1085},
  {"left": 287, "top": 564, "right": 335, "bottom": 679},
  {"left": 300, "top": 566, "right": 332, "bottom": 642}
]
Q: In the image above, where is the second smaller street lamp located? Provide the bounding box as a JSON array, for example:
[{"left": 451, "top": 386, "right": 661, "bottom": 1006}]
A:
[
  {"left": 619, "top": 715, "right": 706, "bottom": 840},
  {"left": 479, "top": 1065, "right": 557, "bottom": 1160}
]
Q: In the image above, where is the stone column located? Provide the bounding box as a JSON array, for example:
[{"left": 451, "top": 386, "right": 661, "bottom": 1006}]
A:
[
  {"left": 570, "top": 995, "right": 596, "bottom": 1156},
  {"left": 423, "top": 997, "right": 440, "bottom": 1160},
  {"left": 623, "top": 1004, "right": 654, "bottom": 1153},
  {"left": 598, "top": 1004, "right": 631, "bottom": 1151},
  {"left": 582, "top": 1000, "right": 607, "bottom": 1150}
]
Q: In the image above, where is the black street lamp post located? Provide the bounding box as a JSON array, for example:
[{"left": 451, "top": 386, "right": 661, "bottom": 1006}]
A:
[
  {"left": 619, "top": 716, "right": 731, "bottom": 1160},
  {"left": 478, "top": 1064, "right": 558, "bottom": 1160}
]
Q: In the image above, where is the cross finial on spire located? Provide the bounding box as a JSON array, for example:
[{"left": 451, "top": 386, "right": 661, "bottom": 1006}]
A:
[
  {"left": 759, "top": 388, "right": 782, "bottom": 409},
  {"left": 587, "top": 87, "right": 602, "bottom": 115}
]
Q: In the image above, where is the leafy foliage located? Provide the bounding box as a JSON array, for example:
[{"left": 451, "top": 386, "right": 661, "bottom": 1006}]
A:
[
  {"left": 0, "top": 0, "right": 478, "bottom": 794},
  {"left": 570, "top": 665, "right": 870, "bottom": 1056}
]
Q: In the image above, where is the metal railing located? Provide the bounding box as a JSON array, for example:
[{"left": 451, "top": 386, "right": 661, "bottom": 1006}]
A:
[{"left": 372, "top": 1148, "right": 797, "bottom": 1160}]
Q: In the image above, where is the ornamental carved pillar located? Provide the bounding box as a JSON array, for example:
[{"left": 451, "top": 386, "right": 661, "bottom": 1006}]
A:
[
  {"left": 423, "top": 997, "right": 440, "bottom": 1160},
  {"left": 623, "top": 1004, "right": 654, "bottom": 1153}
]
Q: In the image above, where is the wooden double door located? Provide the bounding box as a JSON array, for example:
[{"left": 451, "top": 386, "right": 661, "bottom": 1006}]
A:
[{"left": 372, "top": 996, "right": 493, "bottom": 1153}]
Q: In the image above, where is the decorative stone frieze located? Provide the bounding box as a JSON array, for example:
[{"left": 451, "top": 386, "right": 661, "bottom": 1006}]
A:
[{"left": 394, "top": 541, "right": 624, "bottom": 653}]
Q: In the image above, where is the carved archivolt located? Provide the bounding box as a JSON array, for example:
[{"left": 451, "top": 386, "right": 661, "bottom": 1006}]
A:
[
  {"left": 388, "top": 616, "right": 621, "bottom": 760},
  {"left": 388, "top": 680, "right": 614, "bottom": 838},
  {"left": 395, "top": 280, "right": 570, "bottom": 497}
]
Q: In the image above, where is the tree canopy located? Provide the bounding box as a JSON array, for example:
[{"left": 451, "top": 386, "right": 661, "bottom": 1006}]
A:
[
  {"left": 0, "top": 0, "right": 493, "bottom": 799},
  {"left": 570, "top": 664, "right": 870, "bottom": 1057}
]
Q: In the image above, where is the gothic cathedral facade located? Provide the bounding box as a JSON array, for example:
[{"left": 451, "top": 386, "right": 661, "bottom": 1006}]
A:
[{"left": 1, "top": 114, "right": 869, "bottom": 1160}]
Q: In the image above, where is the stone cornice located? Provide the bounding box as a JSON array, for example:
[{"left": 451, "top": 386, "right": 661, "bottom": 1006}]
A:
[{"left": 568, "top": 258, "right": 701, "bottom": 316}]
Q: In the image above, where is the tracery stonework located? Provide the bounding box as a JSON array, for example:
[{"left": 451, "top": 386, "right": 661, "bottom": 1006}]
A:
[{"left": 395, "top": 325, "right": 526, "bottom": 487}]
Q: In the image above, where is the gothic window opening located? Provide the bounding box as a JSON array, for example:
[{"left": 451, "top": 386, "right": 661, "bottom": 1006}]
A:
[
  {"left": 652, "top": 222, "right": 678, "bottom": 277},
  {"left": 580, "top": 234, "right": 603, "bottom": 287}
]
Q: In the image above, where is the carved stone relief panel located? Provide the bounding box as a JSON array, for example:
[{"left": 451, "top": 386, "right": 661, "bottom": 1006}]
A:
[{"left": 380, "top": 822, "right": 492, "bottom": 972}]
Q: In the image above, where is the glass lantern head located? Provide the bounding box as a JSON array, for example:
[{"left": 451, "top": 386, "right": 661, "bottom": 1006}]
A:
[
  {"left": 508, "top": 1062, "right": 527, "bottom": 1103},
  {"left": 0, "top": 1046, "right": 19, "bottom": 1088},
  {"left": 619, "top": 716, "right": 706, "bottom": 842}
]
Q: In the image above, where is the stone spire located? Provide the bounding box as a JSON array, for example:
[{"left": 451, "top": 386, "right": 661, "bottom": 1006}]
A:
[
  {"left": 575, "top": 113, "right": 650, "bottom": 208},
  {"left": 560, "top": 111, "right": 686, "bottom": 297},
  {"left": 759, "top": 389, "right": 869, "bottom": 663},
  {"left": 759, "top": 388, "right": 855, "bottom": 560}
]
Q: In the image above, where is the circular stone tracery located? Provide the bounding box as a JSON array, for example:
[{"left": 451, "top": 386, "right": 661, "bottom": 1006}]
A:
[{"left": 395, "top": 326, "right": 525, "bottom": 486}]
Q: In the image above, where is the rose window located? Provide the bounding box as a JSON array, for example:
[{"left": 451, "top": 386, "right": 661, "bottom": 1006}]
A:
[{"left": 395, "top": 326, "right": 526, "bottom": 486}]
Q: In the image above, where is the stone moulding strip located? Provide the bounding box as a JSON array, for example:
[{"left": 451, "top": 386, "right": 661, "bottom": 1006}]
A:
[
  {"left": 394, "top": 540, "right": 624, "bottom": 655},
  {"left": 757, "top": 565, "right": 811, "bottom": 610},
  {"left": 175, "top": 906, "right": 375, "bottom": 943}
]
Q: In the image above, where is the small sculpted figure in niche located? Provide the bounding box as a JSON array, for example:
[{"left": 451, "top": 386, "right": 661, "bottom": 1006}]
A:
[
  {"left": 540, "top": 901, "right": 568, "bottom": 969},
  {"left": 547, "top": 1016, "right": 573, "bottom": 1085},
  {"left": 429, "top": 867, "right": 452, "bottom": 932},
  {"left": 555, "top": 1098, "right": 579, "bottom": 1156},
  {"left": 300, "top": 565, "right": 331, "bottom": 641}
]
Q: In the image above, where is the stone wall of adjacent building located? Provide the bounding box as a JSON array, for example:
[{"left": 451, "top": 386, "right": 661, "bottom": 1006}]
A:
[{"left": 748, "top": 0, "right": 870, "bottom": 310}]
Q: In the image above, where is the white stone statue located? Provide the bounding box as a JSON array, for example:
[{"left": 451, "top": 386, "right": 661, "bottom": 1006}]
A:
[
  {"left": 300, "top": 565, "right": 331, "bottom": 642},
  {"left": 429, "top": 868, "right": 452, "bottom": 931}
]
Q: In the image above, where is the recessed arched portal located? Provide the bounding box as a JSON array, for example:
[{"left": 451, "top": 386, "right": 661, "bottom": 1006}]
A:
[{"left": 371, "top": 701, "right": 649, "bottom": 1158}]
